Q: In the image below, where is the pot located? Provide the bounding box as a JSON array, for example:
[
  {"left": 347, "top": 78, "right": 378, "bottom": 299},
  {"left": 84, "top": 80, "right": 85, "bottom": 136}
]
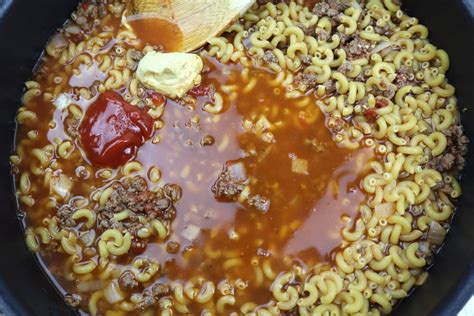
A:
[{"left": 0, "top": 1, "right": 472, "bottom": 315}]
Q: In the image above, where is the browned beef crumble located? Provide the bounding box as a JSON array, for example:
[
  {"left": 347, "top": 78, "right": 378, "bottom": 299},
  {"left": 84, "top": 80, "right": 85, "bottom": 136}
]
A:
[
  {"left": 136, "top": 283, "right": 171, "bottom": 311},
  {"left": 344, "top": 36, "right": 376, "bottom": 60},
  {"left": 64, "top": 116, "right": 80, "bottom": 138},
  {"left": 212, "top": 161, "right": 248, "bottom": 201},
  {"left": 425, "top": 124, "right": 469, "bottom": 172},
  {"left": 64, "top": 293, "right": 82, "bottom": 308},
  {"left": 294, "top": 73, "right": 318, "bottom": 90},
  {"left": 166, "top": 240, "right": 181, "bottom": 254},
  {"left": 212, "top": 161, "right": 272, "bottom": 212},
  {"left": 119, "top": 270, "right": 141, "bottom": 292},
  {"left": 313, "top": 0, "right": 351, "bottom": 17},
  {"left": 248, "top": 195, "right": 271, "bottom": 213},
  {"left": 97, "top": 177, "right": 180, "bottom": 236}
]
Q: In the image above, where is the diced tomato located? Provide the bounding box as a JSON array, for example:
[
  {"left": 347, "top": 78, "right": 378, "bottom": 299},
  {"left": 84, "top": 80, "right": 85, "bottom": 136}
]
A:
[
  {"left": 79, "top": 91, "right": 154, "bottom": 168},
  {"left": 375, "top": 98, "right": 389, "bottom": 108},
  {"left": 81, "top": 3, "right": 89, "bottom": 10},
  {"left": 364, "top": 108, "right": 378, "bottom": 122},
  {"left": 188, "top": 85, "right": 212, "bottom": 98},
  {"left": 150, "top": 92, "right": 166, "bottom": 107}
]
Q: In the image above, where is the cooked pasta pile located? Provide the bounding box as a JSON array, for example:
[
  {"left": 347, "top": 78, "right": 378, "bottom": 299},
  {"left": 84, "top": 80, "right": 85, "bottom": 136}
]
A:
[{"left": 12, "top": 0, "right": 468, "bottom": 315}]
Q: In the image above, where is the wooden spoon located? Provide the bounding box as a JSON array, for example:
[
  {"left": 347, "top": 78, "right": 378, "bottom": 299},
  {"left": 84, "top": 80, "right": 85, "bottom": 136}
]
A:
[{"left": 127, "top": 0, "right": 256, "bottom": 52}]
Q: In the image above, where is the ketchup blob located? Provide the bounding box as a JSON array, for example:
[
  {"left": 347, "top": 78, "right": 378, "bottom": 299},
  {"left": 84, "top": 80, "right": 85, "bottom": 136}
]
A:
[{"left": 79, "top": 91, "right": 154, "bottom": 167}]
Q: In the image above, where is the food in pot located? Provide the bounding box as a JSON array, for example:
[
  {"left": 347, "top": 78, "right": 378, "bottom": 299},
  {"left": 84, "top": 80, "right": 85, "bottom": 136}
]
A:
[{"left": 12, "top": 0, "right": 468, "bottom": 315}]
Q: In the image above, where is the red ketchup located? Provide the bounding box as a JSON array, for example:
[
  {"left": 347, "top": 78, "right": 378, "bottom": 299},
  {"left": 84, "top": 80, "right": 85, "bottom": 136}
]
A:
[{"left": 79, "top": 91, "right": 154, "bottom": 168}]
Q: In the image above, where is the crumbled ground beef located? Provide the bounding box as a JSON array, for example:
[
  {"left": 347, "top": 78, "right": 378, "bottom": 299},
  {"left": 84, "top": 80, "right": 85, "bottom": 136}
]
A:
[
  {"left": 212, "top": 161, "right": 248, "bottom": 201},
  {"left": 151, "top": 283, "right": 170, "bottom": 298},
  {"left": 344, "top": 36, "right": 375, "bottom": 60},
  {"left": 97, "top": 177, "right": 180, "bottom": 242},
  {"left": 201, "top": 135, "right": 215, "bottom": 146},
  {"left": 260, "top": 50, "right": 278, "bottom": 65},
  {"left": 313, "top": 0, "right": 351, "bottom": 17},
  {"left": 338, "top": 61, "right": 354, "bottom": 75},
  {"left": 257, "top": 248, "right": 272, "bottom": 257},
  {"left": 164, "top": 184, "right": 182, "bottom": 203},
  {"left": 136, "top": 283, "right": 171, "bottom": 311},
  {"left": 57, "top": 205, "right": 76, "bottom": 227},
  {"left": 425, "top": 124, "right": 469, "bottom": 172},
  {"left": 294, "top": 73, "right": 318, "bottom": 90},
  {"left": 64, "top": 293, "right": 82, "bottom": 308},
  {"left": 119, "top": 271, "right": 140, "bottom": 292},
  {"left": 315, "top": 28, "right": 331, "bottom": 42},
  {"left": 64, "top": 116, "right": 80, "bottom": 138},
  {"left": 394, "top": 65, "right": 416, "bottom": 88},
  {"left": 166, "top": 241, "right": 180, "bottom": 254},
  {"left": 248, "top": 195, "right": 271, "bottom": 213},
  {"left": 300, "top": 55, "right": 312, "bottom": 66}
]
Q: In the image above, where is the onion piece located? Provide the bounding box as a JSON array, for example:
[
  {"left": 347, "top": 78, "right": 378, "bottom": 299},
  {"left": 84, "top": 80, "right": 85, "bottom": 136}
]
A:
[
  {"left": 292, "top": 158, "right": 309, "bottom": 175},
  {"left": 181, "top": 224, "right": 201, "bottom": 241},
  {"left": 104, "top": 281, "right": 125, "bottom": 304},
  {"left": 79, "top": 230, "right": 96, "bottom": 247},
  {"left": 427, "top": 220, "right": 447, "bottom": 246},
  {"left": 374, "top": 203, "right": 394, "bottom": 219},
  {"left": 46, "top": 33, "right": 68, "bottom": 58},
  {"left": 371, "top": 41, "right": 392, "bottom": 54},
  {"left": 53, "top": 93, "right": 71, "bottom": 110},
  {"left": 52, "top": 174, "right": 73, "bottom": 199},
  {"left": 227, "top": 161, "right": 247, "bottom": 182}
]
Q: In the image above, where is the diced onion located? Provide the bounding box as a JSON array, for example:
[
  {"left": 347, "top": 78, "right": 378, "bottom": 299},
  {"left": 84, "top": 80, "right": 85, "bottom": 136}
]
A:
[
  {"left": 427, "top": 220, "right": 447, "bottom": 246},
  {"left": 79, "top": 230, "right": 96, "bottom": 247},
  {"left": 292, "top": 158, "right": 309, "bottom": 175},
  {"left": 104, "top": 281, "right": 125, "bottom": 304},
  {"left": 52, "top": 174, "right": 73, "bottom": 199},
  {"left": 371, "top": 41, "right": 392, "bottom": 54},
  {"left": 374, "top": 203, "right": 394, "bottom": 219},
  {"left": 181, "top": 224, "right": 201, "bottom": 241},
  {"left": 53, "top": 93, "right": 71, "bottom": 110},
  {"left": 227, "top": 161, "right": 247, "bottom": 182}
]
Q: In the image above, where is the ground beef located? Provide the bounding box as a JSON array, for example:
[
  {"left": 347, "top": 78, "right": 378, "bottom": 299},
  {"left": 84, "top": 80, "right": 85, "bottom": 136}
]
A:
[
  {"left": 164, "top": 184, "right": 182, "bottom": 203},
  {"left": 313, "top": 0, "right": 351, "bottom": 17},
  {"left": 64, "top": 116, "right": 80, "bottom": 138},
  {"left": 300, "top": 55, "right": 313, "bottom": 66},
  {"left": 166, "top": 241, "right": 180, "bottom": 254},
  {"left": 338, "top": 61, "right": 354, "bottom": 75},
  {"left": 257, "top": 248, "right": 272, "bottom": 257},
  {"left": 260, "top": 51, "right": 279, "bottom": 66},
  {"left": 136, "top": 294, "right": 156, "bottom": 311},
  {"left": 394, "top": 65, "right": 416, "bottom": 88},
  {"left": 201, "top": 135, "right": 215, "bottom": 146},
  {"left": 97, "top": 177, "right": 180, "bottom": 235},
  {"left": 323, "top": 79, "right": 337, "bottom": 95},
  {"left": 212, "top": 161, "right": 248, "bottom": 201},
  {"left": 248, "top": 195, "right": 271, "bottom": 213},
  {"left": 64, "top": 293, "right": 82, "bottom": 308},
  {"left": 136, "top": 283, "right": 171, "bottom": 311},
  {"left": 343, "top": 36, "right": 375, "bottom": 60},
  {"left": 119, "top": 271, "right": 140, "bottom": 292},
  {"left": 57, "top": 205, "right": 76, "bottom": 227},
  {"left": 315, "top": 28, "right": 331, "bottom": 42},
  {"left": 294, "top": 73, "right": 318, "bottom": 90},
  {"left": 425, "top": 124, "right": 469, "bottom": 172},
  {"left": 151, "top": 283, "right": 171, "bottom": 298}
]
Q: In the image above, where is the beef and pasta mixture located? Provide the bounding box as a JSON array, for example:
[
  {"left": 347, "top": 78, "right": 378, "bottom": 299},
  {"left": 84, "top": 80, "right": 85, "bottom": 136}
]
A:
[{"left": 12, "top": 0, "right": 468, "bottom": 315}]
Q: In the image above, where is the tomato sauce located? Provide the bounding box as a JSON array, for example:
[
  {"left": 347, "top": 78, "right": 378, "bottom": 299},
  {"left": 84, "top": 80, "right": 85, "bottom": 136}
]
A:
[{"left": 79, "top": 91, "right": 154, "bottom": 167}]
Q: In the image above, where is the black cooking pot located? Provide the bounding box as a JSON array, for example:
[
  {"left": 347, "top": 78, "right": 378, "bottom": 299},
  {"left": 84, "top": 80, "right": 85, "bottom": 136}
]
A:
[{"left": 0, "top": 1, "right": 473, "bottom": 315}]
